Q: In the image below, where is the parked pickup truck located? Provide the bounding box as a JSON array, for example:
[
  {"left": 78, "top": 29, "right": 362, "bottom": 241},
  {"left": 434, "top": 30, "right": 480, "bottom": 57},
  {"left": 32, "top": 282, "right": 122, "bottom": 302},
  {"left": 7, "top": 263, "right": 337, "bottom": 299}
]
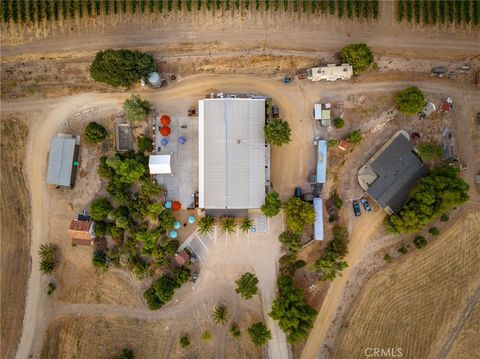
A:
[
  {"left": 352, "top": 200, "right": 362, "bottom": 217},
  {"left": 361, "top": 198, "right": 372, "bottom": 212}
]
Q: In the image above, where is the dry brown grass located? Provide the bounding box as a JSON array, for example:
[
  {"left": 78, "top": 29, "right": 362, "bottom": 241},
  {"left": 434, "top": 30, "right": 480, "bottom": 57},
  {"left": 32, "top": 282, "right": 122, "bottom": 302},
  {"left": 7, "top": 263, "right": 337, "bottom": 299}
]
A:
[
  {"left": 446, "top": 302, "right": 480, "bottom": 359},
  {"left": 334, "top": 212, "right": 480, "bottom": 359},
  {"left": 0, "top": 116, "right": 30, "bottom": 359}
]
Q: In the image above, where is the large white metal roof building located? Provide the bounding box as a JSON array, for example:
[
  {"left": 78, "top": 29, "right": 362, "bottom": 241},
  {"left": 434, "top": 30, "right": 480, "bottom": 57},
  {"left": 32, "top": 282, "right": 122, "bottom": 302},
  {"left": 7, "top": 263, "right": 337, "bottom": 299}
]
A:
[{"left": 198, "top": 98, "right": 266, "bottom": 209}]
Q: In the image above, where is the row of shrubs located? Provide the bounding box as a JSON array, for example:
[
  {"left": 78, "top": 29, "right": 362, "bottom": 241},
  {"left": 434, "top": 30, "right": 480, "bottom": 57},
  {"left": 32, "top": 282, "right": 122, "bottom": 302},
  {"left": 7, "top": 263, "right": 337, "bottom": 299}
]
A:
[
  {"left": 1, "top": 0, "right": 380, "bottom": 26},
  {"left": 397, "top": 0, "right": 480, "bottom": 25}
]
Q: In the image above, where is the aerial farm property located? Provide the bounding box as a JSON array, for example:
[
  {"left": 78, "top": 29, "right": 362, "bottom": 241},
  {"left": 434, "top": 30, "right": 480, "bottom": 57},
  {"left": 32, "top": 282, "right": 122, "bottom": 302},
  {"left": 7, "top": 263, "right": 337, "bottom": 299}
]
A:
[{"left": 1, "top": 2, "right": 479, "bottom": 359}]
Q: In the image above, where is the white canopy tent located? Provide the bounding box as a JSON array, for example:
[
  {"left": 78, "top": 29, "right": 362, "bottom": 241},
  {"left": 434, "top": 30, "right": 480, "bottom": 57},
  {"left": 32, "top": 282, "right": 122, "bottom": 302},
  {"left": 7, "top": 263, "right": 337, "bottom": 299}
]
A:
[{"left": 149, "top": 155, "right": 172, "bottom": 174}]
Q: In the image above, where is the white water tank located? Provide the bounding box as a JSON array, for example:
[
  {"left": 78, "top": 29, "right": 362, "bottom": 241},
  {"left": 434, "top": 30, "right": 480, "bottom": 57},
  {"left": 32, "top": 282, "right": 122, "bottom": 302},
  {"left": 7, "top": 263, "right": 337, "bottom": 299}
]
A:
[{"left": 147, "top": 72, "right": 162, "bottom": 87}]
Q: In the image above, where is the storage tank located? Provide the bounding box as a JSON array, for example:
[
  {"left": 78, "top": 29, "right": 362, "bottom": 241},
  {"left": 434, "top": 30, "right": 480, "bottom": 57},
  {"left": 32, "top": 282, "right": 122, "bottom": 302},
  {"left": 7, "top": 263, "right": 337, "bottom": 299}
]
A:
[{"left": 147, "top": 72, "right": 162, "bottom": 87}]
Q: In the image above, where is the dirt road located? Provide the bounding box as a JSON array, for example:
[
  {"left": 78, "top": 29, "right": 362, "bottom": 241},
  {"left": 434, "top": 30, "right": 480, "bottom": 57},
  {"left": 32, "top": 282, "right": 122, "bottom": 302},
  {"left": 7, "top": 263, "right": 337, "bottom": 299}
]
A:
[
  {"left": 4, "top": 75, "right": 479, "bottom": 359},
  {"left": 301, "top": 210, "right": 386, "bottom": 359}
]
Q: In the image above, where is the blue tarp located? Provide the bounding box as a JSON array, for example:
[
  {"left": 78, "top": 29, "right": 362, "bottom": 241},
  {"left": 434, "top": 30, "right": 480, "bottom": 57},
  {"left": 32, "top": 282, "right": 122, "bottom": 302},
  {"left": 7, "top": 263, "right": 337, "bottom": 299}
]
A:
[
  {"left": 317, "top": 140, "right": 327, "bottom": 184},
  {"left": 313, "top": 198, "right": 324, "bottom": 241}
]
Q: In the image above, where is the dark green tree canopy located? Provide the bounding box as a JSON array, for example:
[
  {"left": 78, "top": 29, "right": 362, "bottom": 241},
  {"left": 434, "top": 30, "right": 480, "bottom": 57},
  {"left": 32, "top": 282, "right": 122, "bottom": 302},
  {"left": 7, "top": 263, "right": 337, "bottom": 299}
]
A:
[
  {"left": 123, "top": 95, "right": 152, "bottom": 122},
  {"left": 137, "top": 135, "right": 154, "bottom": 153},
  {"left": 394, "top": 86, "right": 425, "bottom": 115},
  {"left": 278, "top": 231, "right": 302, "bottom": 254},
  {"left": 284, "top": 197, "right": 315, "bottom": 234},
  {"left": 264, "top": 119, "right": 291, "bottom": 146},
  {"left": 313, "top": 252, "right": 348, "bottom": 281},
  {"left": 333, "top": 117, "right": 345, "bottom": 129},
  {"left": 346, "top": 130, "right": 362, "bottom": 144},
  {"left": 247, "top": 322, "right": 272, "bottom": 346},
  {"left": 385, "top": 166, "right": 469, "bottom": 234},
  {"left": 235, "top": 272, "right": 259, "bottom": 299},
  {"left": 90, "top": 49, "right": 155, "bottom": 87},
  {"left": 106, "top": 154, "right": 146, "bottom": 184},
  {"left": 261, "top": 191, "right": 282, "bottom": 217},
  {"left": 269, "top": 275, "right": 317, "bottom": 343},
  {"left": 84, "top": 121, "right": 108, "bottom": 143},
  {"left": 90, "top": 197, "right": 113, "bottom": 221},
  {"left": 340, "top": 43, "right": 374, "bottom": 74}
]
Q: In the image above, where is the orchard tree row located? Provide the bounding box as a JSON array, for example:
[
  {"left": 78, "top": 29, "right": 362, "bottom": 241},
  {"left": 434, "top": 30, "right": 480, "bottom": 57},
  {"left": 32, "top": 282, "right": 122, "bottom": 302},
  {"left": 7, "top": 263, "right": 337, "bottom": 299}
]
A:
[
  {"left": 397, "top": 0, "right": 480, "bottom": 26},
  {"left": 1, "top": 0, "right": 380, "bottom": 26}
]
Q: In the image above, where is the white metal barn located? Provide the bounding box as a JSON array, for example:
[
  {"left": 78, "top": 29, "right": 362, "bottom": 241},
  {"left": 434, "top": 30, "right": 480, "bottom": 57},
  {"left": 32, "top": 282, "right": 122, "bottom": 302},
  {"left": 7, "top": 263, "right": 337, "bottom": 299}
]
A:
[{"left": 198, "top": 98, "right": 266, "bottom": 209}]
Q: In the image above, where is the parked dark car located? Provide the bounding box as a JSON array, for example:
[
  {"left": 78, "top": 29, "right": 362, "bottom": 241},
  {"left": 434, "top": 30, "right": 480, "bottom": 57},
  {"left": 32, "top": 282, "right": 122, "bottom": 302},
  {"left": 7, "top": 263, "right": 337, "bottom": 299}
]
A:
[
  {"left": 272, "top": 105, "right": 279, "bottom": 118},
  {"left": 294, "top": 187, "right": 302, "bottom": 198},
  {"left": 361, "top": 198, "right": 372, "bottom": 212},
  {"left": 352, "top": 200, "right": 362, "bottom": 216}
]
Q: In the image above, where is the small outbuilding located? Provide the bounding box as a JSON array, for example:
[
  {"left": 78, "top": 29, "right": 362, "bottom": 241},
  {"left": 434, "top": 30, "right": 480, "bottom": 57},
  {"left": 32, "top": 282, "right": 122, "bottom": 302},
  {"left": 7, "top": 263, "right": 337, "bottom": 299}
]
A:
[
  {"left": 149, "top": 155, "right": 172, "bottom": 174},
  {"left": 313, "top": 103, "right": 332, "bottom": 127},
  {"left": 316, "top": 140, "right": 327, "bottom": 184},
  {"left": 68, "top": 214, "right": 94, "bottom": 246},
  {"left": 338, "top": 139, "right": 350, "bottom": 151},
  {"left": 46, "top": 135, "right": 79, "bottom": 188},
  {"left": 175, "top": 251, "right": 190, "bottom": 266}
]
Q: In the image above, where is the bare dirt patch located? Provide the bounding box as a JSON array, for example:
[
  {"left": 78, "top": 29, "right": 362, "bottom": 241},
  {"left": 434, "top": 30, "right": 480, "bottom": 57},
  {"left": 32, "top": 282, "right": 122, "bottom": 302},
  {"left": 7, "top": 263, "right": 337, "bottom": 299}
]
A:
[
  {"left": 0, "top": 116, "right": 30, "bottom": 359},
  {"left": 334, "top": 212, "right": 480, "bottom": 359}
]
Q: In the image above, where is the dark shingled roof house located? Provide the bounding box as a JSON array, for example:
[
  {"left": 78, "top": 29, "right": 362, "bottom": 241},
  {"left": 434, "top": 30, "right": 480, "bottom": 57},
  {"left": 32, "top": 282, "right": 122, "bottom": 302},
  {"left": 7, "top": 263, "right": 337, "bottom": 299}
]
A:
[{"left": 358, "top": 131, "right": 427, "bottom": 215}]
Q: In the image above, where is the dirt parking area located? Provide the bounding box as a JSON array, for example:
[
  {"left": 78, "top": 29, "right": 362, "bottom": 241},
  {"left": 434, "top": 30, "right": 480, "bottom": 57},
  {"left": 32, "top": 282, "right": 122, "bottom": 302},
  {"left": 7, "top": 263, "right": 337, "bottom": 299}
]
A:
[{"left": 0, "top": 116, "right": 30, "bottom": 359}]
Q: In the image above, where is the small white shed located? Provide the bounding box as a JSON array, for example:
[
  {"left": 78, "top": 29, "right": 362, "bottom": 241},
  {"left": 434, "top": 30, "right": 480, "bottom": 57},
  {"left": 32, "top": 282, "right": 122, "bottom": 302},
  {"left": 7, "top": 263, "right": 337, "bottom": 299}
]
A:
[{"left": 149, "top": 155, "right": 172, "bottom": 174}]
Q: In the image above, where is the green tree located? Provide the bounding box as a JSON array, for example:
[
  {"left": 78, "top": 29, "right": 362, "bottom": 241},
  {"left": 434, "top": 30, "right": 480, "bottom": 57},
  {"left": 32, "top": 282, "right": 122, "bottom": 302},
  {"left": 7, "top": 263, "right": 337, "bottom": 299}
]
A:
[
  {"left": 278, "top": 231, "right": 302, "bottom": 254},
  {"left": 144, "top": 287, "right": 163, "bottom": 310},
  {"left": 198, "top": 215, "right": 215, "bottom": 235},
  {"left": 230, "top": 323, "right": 241, "bottom": 338},
  {"left": 333, "top": 117, "right": 345, "bottom": 128},
  {"left": 429, "top": 226, "right": 440, "bottom": 236},
  {"left": 212, "top": 305, "right": 228, "bottom": 325},
  {"left": 269, "top": 275, "right": 317, "bottom": 343},
  {"left": 201, "top": 331, "right": 212, "bottom": 341},
  {"left": 284, "top": 197, "right": 315, "bottom": 234},
  {"left": 39, "top": 243, "right": 58, "bottom": 274},
  {"left": 346, "top": 130, "right": 362, "bottom": 144},
  {"left": 327, "top": 225, "right": 349, "bottom": 257},
  {"left": 173, "top": 266, "right": 191, "bottom": 286},
  {"left": 92, "top": 251, "right": 109, "bottom": 272},
  {"left": 123, "top": 94, "right": 152, "bottom": 122},
  {"left": 417, "top": 142, "right": 442, "bottom": 162},
  {"left": 84, "top": 121, "right": 108, "bottom": 143},
  {"left": 440, "top": 213, "right": 449, "bottom": 222},
  {"left": 413, "top": 235, "right": 427, "bottom": 249},
  {"left": 98, "top": 156, "right": 115, "bottom": 180},
  {"left": 90, "top": 49, "right": 155, "bottom": 87},
  {"left": 313, "top": 252, "right": 348, "bottom": 281},
  {"left": 239, "top": 217, "right": 254, "bottom": 233},
  {"left": 146, "top": 202, "right": 165, "bottom": 220},
  {"left": 235, "top": 272, "right": 259, "bottom": 299},
  {"left": 90, "top": 198, "right": 113, "bottom": 221},
  {"left": 385, "top": 166, "right": 469, "bottom": 234},
  {"left": 394, "top": 86, "right": 425, "bottom": 115},
  {"left": 47, "top": 282, "right": 56, "bottom": 295},
  {"left": 247, "top": 322, "right": 272, "bottom": 346},
  {"left": 106, "top": 155, "right": 146, "bottom": 183},
  {"left": 219, "top": 217, "right": 236, "bottom": 234},
  {"left": 118, "top": 348, "right": 135, "bottom": 359},
  {"left": 384, "top": 253, "right": 392, "bottom": 263},
  {"left": 264, "top": 119, "right": 291, "bottom": 146},
  {"left": 137, "top": 135, "right": 153, "bottom": 153},
  {"left": 154, "top": 276, "right": 177, "bottom": 303},
  {"left": 340, "top": 43, "right": 374, "bottom": 74},
  {"left": 261, "top": 191, "right": 282, "bottom": 217},
  {"left": 179, "top": 335, "right": 190, "bottom": 348},
  {"left": 93, "top": 221, "right": 108, "bottom": 237},
  {"left": 140, "top": 180, "right": 165, "bottom": 198},
  {"left": 398, "top": 245, "right": 408, "bottom": 255}
]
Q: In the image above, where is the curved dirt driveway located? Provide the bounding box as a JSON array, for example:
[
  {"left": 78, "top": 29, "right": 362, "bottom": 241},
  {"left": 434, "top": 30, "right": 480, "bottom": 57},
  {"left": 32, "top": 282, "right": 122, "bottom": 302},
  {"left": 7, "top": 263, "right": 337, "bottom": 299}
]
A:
[{"left": 5, "top": 76, "right": 480, "bottom": 359}]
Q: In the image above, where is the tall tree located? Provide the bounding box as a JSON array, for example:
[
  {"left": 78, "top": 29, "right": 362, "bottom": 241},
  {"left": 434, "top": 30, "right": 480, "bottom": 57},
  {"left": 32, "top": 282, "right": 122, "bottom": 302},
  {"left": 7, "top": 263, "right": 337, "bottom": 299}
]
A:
[
  {"left": 90, "top": 49, "right": 155, "bottom": 87},
  {"left": 123, "top": 94, "right": 152, "bottom": 122},
  {"left": 394, "top": 86, "right": 425, "bottom": 115},
  {"left": 264, "top": 119, "right": 292, "bottom": 146},
  {"left": 340, "top": 43, "right": 374, "bottom": 74},
  {"left": 284, "top": 197, "right": 315, "bottom": 234},
  {"left": 247, "top": 322, "right": 272, "bottom": 346},
  {"left": 235, "top": 272, "right": 259, "bottom": 299},
  {"left": 261, "top": 191, "right": 282, "bottom": 217}
]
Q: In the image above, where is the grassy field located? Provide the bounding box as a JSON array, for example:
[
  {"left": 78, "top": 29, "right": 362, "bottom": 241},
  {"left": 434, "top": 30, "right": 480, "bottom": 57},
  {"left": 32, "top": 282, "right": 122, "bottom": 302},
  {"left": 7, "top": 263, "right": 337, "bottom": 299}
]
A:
[
  {"left": 446, "top": 302, "right": 480, "bottom": 359},
  {"left": 0, "top": 117, "right": 30, "bottom": 359},
  {"left": 334, "top": 211, "right": 480, "bottom": 359}
]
